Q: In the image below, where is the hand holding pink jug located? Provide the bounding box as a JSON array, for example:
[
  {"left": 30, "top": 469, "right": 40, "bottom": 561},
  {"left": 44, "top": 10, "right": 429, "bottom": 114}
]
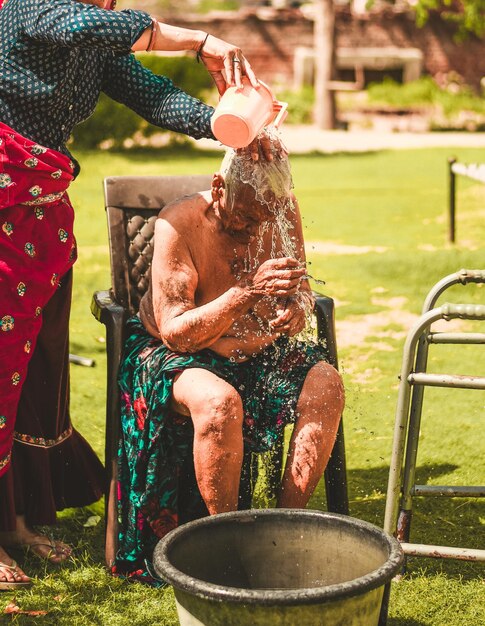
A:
[{"left": 211, "top": 77, "right": 288, "bottom": 149}]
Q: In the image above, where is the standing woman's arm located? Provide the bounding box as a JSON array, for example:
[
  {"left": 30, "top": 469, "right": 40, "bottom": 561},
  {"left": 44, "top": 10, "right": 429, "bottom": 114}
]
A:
[
  {"left": 101, "top": 54, "right": 214, "bottom": 140},
  {"left": 24, "top": 0, "right": 257, "bottom": 95},
  {"left": 131, "top": 21, "right": 258, "bottom": 95}
]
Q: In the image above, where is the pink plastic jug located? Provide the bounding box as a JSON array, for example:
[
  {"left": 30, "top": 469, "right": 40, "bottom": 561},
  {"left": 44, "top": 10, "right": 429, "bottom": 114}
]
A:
[{"left": 211, "top": 78, "right": 288, "bottom": 149}]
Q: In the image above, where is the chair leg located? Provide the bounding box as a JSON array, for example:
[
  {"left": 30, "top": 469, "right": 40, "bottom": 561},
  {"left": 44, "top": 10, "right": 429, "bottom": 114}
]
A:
[
  {"left": 267, "top": 436, "right": 284, "bottom": 501},
  {"left": 91, "top": 292, "right": 127, "bottom": 567},
  {"left": 238, "top": 450, "right": 257, "bottom": 510},
  {"left": 324, "top": 418, "right": 349, "bottom": 514},
  {"left": 105, "top": 463, "right": 118, "bottom": 567},
  {"left": 314, "top": 295, "right": 349, "bottom": 514}
]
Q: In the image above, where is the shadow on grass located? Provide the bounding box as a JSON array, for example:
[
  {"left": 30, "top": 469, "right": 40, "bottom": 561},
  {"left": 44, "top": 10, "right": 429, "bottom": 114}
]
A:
[
  {"left": 340, "top": 462, "right": 459, "bottom": 522},
  {"left": 15, "top": 461, "right": 481, "bottom": 584},
  {"left": 387, "top": 617, "right": 427, "bottom": 626},
  {"left": 387, "top": 618, "right": 427, "bottom": 626},
  {"left": 338, "top": 463, "right": 485, "bottom": 582},
  {"left": 69, "top": 338, "right": 106, "bottom": 359}
]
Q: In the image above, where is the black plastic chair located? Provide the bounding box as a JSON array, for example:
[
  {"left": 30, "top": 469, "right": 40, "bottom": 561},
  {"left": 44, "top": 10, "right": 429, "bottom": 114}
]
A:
[{"left": 91, "top": 175, "right": 349, "bottom": 566}]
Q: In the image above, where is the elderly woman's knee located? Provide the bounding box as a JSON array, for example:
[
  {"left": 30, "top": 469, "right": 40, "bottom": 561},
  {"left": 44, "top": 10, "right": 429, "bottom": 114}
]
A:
[
  {"left": 193, "top": 384, "right": 243, "bottom": 439},
  {"left": 300, "top": 362, "right": 345, "bottom": 416}
]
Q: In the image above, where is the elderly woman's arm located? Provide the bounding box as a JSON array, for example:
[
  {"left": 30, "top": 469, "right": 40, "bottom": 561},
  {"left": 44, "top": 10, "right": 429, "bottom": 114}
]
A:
[
  {"left": 149, "top": 215, "right": 256, "bottom": 353},
  {"left": 149, "top": 209, "right": 305, "bottom": 353}
]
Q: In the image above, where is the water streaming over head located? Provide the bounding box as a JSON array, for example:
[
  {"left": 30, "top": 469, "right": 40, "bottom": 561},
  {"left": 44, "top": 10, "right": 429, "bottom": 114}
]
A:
[
  {"left": 221, "top": 139, "right": 328, "bottom": 504},
  {"left": 221, "top": 140, "right": 325, "bottom": 308}
]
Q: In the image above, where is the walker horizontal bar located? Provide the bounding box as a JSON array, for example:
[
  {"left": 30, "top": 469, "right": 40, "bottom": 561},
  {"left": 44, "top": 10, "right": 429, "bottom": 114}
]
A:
[
  {"left": 401, "top": 543, "right": 485, "bottom": 562},
  {"left": 412, "top": 485, "right": 485, "bottom": 497},
  {"left": 408, "top": 372, "right": 485, "bottom": 389},
  {"left": 428, "top": 332, "right": 485, "bottom": 344},
  {"left": 440, "top": 303, "right": 485, "bottom": 320}
]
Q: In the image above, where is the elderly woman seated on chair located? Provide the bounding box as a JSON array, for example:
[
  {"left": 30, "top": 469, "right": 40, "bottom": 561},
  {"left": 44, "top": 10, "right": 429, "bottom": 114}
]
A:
[{"left": 115, "top": 148, "right": 345, "bottom": 584}]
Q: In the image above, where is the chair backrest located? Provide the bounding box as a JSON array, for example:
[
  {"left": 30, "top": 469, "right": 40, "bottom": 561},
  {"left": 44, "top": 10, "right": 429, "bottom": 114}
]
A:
[{"left": 103, "top": 175, "right": 212, "bottom": 314}]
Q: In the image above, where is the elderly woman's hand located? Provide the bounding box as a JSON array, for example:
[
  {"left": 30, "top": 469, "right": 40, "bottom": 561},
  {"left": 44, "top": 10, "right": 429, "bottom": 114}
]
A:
[
  {"left": 198, "top": 34, "right": 258, "bottom": 96},
  {"left": 245, "top": 258, "right": 306, "bottom": 299},
  {"left": 269, "top": 295, "right": 308, "bottom": 337},
  {"left": 245, "top": 131, "right": 289, "bottom": 162}
]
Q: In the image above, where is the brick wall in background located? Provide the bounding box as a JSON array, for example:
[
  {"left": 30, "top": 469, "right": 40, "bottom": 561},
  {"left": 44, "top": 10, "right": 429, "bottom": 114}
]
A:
[{"left": 161, "top": 7, "right": 485, "bottom": 90}]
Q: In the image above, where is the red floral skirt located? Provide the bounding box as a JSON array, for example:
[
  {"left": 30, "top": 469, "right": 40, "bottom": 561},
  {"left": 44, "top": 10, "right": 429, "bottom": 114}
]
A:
[{"left": 0, "top": 122, "right": 77, "bottom": 477}]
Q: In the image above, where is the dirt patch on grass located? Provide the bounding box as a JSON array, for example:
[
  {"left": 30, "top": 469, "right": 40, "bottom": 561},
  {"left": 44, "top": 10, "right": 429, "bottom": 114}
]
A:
[
  {"left": 335, "top": 294, "right": 469, "bottom": 387},
  {"left": 335, "top": 296, "right": 417, "bottom": 387},
  {"left": 336, "top": 296, "right": 418, "bottom": 349}
]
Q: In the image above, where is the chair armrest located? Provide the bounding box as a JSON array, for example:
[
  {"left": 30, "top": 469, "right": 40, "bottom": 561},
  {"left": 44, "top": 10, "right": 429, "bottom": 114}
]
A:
[
  {"left": 91, "top": 289, "right": 126, "bottom": 326},
  {"left": 314, "top": 293, "right": 338, "bottom": 369}
]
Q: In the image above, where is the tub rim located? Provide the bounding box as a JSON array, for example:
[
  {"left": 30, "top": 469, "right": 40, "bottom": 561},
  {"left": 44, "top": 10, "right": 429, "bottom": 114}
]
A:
[{"left": 153, "top": 509, "right": 404, "bottom": 606}]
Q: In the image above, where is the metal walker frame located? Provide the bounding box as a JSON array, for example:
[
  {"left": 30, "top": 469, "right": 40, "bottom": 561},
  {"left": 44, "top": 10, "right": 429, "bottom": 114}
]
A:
[{"left": 384, "top": 269, "right": 485, "bottom": 562}]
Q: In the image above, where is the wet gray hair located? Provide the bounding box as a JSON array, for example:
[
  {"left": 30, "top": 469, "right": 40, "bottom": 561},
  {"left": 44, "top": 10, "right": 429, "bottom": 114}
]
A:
[{"left": 220, "top": 147, "right": 293, "bottom": 215}]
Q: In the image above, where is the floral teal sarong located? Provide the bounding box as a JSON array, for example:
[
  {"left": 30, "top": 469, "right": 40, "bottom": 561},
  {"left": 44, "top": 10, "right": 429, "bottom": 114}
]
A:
[{"left": 114, "top": 316, "right": 328, "bottom": 584}]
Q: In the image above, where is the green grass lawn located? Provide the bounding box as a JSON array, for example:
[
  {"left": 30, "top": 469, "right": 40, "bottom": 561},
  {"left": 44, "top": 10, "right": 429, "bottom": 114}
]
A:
[{"left": 3, "top": 146, "right": 484, "bottom": 625}]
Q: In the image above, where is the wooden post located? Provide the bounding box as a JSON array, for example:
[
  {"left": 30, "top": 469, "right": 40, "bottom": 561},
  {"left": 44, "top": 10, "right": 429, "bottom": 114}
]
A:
[{"left": 313, "top": 0, "right": 336, "bottom": 129}]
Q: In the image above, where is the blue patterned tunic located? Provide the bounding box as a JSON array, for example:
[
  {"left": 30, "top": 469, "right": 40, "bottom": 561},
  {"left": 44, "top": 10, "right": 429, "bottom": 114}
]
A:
[{"left": 0, "top": 0, "right": 214, "bottom": 168}]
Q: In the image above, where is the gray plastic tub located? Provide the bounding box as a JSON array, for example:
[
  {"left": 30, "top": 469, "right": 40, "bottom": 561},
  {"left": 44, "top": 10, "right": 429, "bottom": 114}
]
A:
[{"left": 153, "top": 509, "right": 404, "bottom": 626}]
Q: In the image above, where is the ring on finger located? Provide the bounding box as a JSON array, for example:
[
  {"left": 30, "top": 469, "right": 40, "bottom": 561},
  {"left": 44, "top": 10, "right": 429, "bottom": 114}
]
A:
[{"left": 233, "top": 57, "right": 241, "bottom": 64}]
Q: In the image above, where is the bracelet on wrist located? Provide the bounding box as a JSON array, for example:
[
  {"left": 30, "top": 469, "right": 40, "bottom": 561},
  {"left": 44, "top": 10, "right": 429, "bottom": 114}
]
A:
[
  {"left": 196, "top": 32, "right": 210, "bottom": 63},
  {"left": 146, "top": 18, "right": 158, "bottom": 52}
]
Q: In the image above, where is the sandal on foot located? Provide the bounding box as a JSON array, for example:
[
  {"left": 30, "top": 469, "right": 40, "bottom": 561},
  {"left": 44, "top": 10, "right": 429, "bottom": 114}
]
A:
[
  {"left": 0, "top": 560, "right": 32, "bottom": 590},
  {"left": 26, "top": 540, "right": 72, "bottom": 564}
]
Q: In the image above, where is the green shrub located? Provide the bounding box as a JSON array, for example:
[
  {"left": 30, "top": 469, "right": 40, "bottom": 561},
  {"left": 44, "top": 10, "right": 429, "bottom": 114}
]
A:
[
  {"left": 196, "top": 0, "right": 240, "bottom": 12},
  {"left": 71, "top": 54, "right": 215, "bottom": 149},
  {"left": 367, "top": 76, "right": 485, "bottom": 117},
  {"left": 367, "top": 76, "right": 438, "bottom": 107}
]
